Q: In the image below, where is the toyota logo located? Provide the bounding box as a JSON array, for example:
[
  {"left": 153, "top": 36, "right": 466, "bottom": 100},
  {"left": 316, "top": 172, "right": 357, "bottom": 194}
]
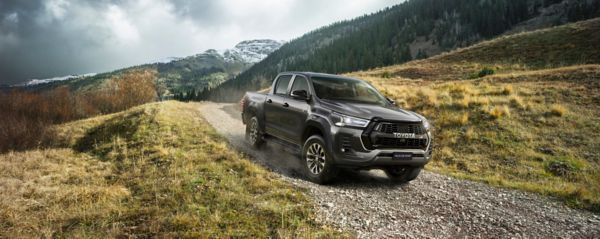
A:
[{"left": 393, "top": 132, "right": 416, "bottom": 138}]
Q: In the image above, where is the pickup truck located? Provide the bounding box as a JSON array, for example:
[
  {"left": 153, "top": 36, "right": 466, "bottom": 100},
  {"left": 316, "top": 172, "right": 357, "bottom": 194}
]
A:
[{"left": 241, "top": 72, "right": 433, "bottom": 184}]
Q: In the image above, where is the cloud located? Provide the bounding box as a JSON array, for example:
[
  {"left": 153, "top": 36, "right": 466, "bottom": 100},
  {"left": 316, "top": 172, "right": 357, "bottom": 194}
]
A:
[{"left": 0, "top": 0, "right": 403, "bottom": 85}]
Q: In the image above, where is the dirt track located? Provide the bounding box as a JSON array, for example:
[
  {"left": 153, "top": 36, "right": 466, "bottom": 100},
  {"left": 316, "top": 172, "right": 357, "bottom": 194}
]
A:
[{"left": 198, "top": 102, "right": 600, "bottom": 239}]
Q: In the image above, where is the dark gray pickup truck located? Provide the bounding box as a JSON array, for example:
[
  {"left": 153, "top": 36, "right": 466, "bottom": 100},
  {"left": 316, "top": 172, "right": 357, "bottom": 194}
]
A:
[{"left": 241, "top": 72, "right": 433, "bottom": 184}]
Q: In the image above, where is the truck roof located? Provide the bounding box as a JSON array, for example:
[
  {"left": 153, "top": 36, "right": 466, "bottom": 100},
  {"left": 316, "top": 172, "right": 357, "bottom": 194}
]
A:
[{"left": 278, "top": 71, "right": 356, "bottom": 80}]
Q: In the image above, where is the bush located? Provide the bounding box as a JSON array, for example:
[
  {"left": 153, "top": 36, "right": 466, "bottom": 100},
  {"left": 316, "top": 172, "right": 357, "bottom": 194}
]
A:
[
  {"left": 487, "top": 105, "right": 510, "bottom": 119},
  {"left": 477, "top": 67, "right": 495, "bottom": 78},
  {"left": 0, "top": 70, "right": 157, "bottom": 152},
  {"left": 549, "top": 104, "right": 567, "bottom": 117},
  {"left": 546, "top": 160, "right": 579, "bottom": 177},
  {"left": 381, "top": 71, "right": 392, "bottom": 78},
  {"left": 502, "top": 85, "right": 514, "bottom": 95}
]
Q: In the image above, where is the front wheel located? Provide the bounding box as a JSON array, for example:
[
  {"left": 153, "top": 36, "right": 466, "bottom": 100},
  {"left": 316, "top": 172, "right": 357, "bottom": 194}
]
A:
[
  {"left": 384, "top": 166, "right": 422, "bottom": 183},
  {"left": 302, "top": 135, "right": 338, "bottom": 184},
  {"left": 245, "top": 116, "right": 264, "bottom": 148}
]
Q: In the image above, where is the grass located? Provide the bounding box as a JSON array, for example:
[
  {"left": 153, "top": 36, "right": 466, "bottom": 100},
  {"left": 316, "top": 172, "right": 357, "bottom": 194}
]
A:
[
  {"left": 355, "top": 74, "right": 600, "bottom": 213},
  {"left": 549, "top": 104, "right": 567, "bottom": 117},
  {"left": 0, "top": 101, "right": 347, "bottom": 238},
  {"left": 346, "top": 19, "right": 600, "bottom": 213}
]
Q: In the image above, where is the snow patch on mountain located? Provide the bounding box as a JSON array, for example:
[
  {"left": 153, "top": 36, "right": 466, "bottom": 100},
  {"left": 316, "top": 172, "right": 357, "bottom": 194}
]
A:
[
  {"left": 169, "top": 39, "right": 283, "bottom": 65},
  {"left": 222, "top": 39, "right": 284, "bottom": 63},
  {"left": 151, "top": 56, "right": 183, "bottom": 64},
  {"left": 22, "top": 73, "right": 97, "bottom": 86}
]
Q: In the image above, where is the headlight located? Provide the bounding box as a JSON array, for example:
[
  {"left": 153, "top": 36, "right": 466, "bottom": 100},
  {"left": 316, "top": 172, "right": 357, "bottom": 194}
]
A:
[
  {"left": 422, "top": 119, "right": 431, "bottom": 131},
  {"left": 331, "top": 112, "right": 369, "bottom": 128}
]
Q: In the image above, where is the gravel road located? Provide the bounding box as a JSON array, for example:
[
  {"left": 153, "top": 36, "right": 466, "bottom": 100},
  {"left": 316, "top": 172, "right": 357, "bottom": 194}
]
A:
[{"left": 198, "top": 102, "right": 600, "bottom": 239}]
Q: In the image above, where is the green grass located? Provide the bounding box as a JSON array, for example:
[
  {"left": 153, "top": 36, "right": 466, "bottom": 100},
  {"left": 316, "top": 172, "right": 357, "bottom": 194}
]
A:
[{"left": 1, "top": 101, "right": 348, "bottom": 238}]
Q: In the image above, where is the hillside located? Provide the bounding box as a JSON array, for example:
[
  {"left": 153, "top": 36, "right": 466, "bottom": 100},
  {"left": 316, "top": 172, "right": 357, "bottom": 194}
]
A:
[
  {"left": 347, "top": 18, "right": 600, "bottom": 212},
  {"left": 23, "top": 40, "right": 283, "bottom": 99},
  {"left": 0, "top": 101, "right": 346, "bottom": 238},
  {"left": 207, "top": 0, "right": 600, "bottom": 102},
  {"left": 359, "top": 17, "right": 600, "bottom": 81}
]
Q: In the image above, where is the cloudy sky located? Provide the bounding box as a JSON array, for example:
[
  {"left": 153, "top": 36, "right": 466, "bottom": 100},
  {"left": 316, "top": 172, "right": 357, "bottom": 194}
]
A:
[{"left": 0, "top": 0, "right": 403, "bottom": 85}]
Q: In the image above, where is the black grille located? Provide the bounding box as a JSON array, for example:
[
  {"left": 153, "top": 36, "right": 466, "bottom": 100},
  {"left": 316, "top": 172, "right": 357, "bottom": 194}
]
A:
[
  {"left": 378, "top": 123, "right": 426, "bottom": 135},
  {"left": 367, "top": 121, "right": 428, "bottom": 150},
  {"left": 374, "top": 138, "right": 427, "bottom": 149}
]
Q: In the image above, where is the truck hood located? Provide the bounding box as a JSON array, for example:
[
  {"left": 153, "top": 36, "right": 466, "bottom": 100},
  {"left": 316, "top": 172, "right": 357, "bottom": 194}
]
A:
[{"left": 319, "top": 100, "right": 423, "bottom": 122}]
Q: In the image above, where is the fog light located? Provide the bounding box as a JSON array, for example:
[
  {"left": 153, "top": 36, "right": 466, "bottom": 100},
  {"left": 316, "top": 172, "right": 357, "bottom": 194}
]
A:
[{"left": 341, "top": 148, "right": 346, "bottom": 152}]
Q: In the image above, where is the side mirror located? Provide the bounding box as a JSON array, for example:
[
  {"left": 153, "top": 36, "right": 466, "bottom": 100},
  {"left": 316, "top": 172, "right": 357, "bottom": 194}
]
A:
[
  {"left": 291, "top": 90, "right": 310, "bottom": 101},
  {"left": 387, "top": 97, "right": 396, "bottom": 105}
]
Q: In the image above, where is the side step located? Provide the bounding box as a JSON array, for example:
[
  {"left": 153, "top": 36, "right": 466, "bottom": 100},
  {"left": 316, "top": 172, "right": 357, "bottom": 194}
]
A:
[{"left": 263, "top": 135, "right": 302, "bottom": 155}]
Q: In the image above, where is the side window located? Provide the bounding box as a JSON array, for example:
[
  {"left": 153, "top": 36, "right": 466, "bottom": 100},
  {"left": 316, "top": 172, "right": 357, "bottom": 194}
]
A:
[
  {"left": 290, "top": 76, "right": 309, "bottom": 94},
  {"left": 274, "top": 75, "right": 292, "bottom": 95}
]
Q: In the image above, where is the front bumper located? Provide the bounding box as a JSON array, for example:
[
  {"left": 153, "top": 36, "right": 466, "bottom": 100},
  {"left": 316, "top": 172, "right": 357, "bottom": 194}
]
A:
[{"left": 329, "top": 125, "right": 433, "bottom": 169}]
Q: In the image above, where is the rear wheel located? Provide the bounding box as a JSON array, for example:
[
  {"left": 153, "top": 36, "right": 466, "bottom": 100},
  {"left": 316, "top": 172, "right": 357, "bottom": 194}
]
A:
[
  {"left": 246, "top": 116, "right": 264, "bottom": 148},
  {"left": 302, "top": 135, "right": 338, "bottom": 184},
  {"left": 384, "top": 166, "right": 422, "bottom": 183}
]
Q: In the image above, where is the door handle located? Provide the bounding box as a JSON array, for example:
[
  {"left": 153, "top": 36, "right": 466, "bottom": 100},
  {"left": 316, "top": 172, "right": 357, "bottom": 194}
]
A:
[
  {"left": 282, "top": 103, "right": 289, "bottom": 107},
  {"left": 267, "top": 99, "right": 272, "bottom": 103}
]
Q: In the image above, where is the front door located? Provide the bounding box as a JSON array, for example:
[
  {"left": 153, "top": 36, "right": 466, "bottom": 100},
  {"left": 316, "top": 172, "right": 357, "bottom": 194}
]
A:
[
  {"left": 264, "top": 75, "right": 292, "bottom": 138},
  {"left": 280, "top": 75, "right": 311, "bottom": 144}
]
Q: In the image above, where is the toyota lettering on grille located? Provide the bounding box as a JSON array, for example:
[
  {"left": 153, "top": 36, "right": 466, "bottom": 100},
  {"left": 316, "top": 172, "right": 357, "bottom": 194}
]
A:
[{"left": 393, "top": 132, "right": 416, "bottom": 139}]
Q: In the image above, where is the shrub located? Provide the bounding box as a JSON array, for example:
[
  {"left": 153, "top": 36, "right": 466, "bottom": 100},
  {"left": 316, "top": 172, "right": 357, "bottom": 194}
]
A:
[
  {"left": 488, "top": 105, "right": 510, "bottom": 119},
  {"left": 381, "top": 71, "right": 392, "bottom": 78},
  {"left": 458, "top": 112, "right": 470, "bottom": 126},
  {"left": 0, "top": 70, "right": 157, "bottom": 152},
  {"left": 546, "top": 160, "right": 577, "bottom": 177},
  {"left": 509, "top": 95, "right": 525, "bottom": 109},
  {"left": 464, "top": 127, "right": 475, "bottom": 140},
  {"left": 477, "top": 67, "right": 495, "bottom": 78},
  {"left": 549, "top": 104, "right": 567, "bottom": 117},
  {"left": 502, "top": 85, "right": 514, "bottom": 95}
]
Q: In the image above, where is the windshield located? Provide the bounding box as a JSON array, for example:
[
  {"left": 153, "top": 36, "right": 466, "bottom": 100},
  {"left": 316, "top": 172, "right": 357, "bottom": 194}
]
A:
[{"left": 311, "top": 76, "right": 389, "bottom": 106}]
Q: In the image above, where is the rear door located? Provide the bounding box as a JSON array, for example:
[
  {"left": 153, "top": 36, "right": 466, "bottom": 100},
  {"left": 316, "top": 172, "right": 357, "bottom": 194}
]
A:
[
  {"left": 264, "top": 75, "right": 293, "bottom": 138},
  {"left": 280, "top": 74, "right": 311, "bottom": 144}
]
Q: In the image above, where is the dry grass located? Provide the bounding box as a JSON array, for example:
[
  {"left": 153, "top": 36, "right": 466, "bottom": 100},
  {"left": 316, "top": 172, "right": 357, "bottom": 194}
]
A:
[
  {"left": 549, "top": 104, "right": 567, "bottom": 117},
  {"left": 502, "top": 85, "right": 513, "bottom": 95},
  {"left": 348, "top": 65, "right": 600, "bottom": 213},
  {"left": 0, "top": 149, "right": 129, "bottom": 238},
  {"left": 0, "top": 101, "right": 346, "bottom": 238},
  {"left": 351, "top": 19, "right": 600, "bottom": 212},
  {"left": 487, "top": 105, "right": 511, "bottom": 119}
]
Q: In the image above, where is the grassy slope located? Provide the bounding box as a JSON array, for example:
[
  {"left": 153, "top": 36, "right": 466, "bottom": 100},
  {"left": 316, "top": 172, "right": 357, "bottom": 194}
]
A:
[
  {"left": 0, "top": 101, "right": 346, "bottom": 238},
  {"left": 349, "top": 18, "right": 600, "bottom": 212}
]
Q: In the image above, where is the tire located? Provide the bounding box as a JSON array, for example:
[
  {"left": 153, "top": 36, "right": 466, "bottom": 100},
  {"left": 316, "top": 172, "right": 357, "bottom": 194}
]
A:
[
  {"left": 245, "top": 116, "right": 264, "bottom": 148},
  {"left": 384, "top": 166, "right": 422, "bottom": 183},
  {"left": 302, "top": 135, "right": 339, "bottom": 184}
]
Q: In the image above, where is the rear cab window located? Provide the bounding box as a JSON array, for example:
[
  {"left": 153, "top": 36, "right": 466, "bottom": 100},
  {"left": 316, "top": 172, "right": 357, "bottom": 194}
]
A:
[{"left": 274, "top": 75, "right": 293, "bottom": 95}]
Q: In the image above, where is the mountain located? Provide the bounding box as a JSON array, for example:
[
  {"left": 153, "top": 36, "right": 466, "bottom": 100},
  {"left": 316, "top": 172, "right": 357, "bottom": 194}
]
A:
[
  {"left": 206, "top": 0, "right": 600, "bottom": 102},
  {"left": 223, "top": 39, "right": 285, "bottom": 63},
  {"left": 22, "top": 39, "right": 283, "bottom": 98},
  {"left": 346, "top": 18, "right": 600, "bottom": 212}
]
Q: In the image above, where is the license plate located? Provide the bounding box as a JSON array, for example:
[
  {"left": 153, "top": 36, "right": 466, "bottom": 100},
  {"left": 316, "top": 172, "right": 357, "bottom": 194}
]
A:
[{"left": 392, "top": 152, "right": 412, "bottom": 160}]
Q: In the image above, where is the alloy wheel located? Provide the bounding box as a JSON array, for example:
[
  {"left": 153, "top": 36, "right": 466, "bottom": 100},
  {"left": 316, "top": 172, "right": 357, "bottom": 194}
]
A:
[{"left": 306, "top": 143, "right": 326, "bottom": 174}]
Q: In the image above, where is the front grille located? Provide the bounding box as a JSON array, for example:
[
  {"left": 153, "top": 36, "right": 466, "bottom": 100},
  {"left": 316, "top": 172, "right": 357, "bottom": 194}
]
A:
[
  {"left": 378, "top": 123, "right": 426, "bottom": 135},
  {"left": 368, "top": 121, "right": 428, "bottom": 150},
  {"left": 374, "top": 138, "right": 427, "bottom": 149}
]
